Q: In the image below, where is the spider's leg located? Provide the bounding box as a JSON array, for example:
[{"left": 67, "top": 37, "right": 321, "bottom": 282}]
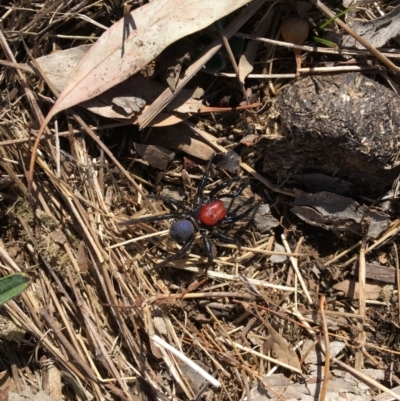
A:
[
  {"left": 200, "top": 229, "right": 214, "bottom": 267},
  {"left": 156, "top": 233, "right": 196, "bottom": 268},
  {"left": 208, "top": 176, "right": 241, "bottom": 198},
  {"left": 152, "top": 196, "right": 192, "bottom": 213},
  {"left": 217, "top": 193, "right": 255, "bottom": 218},
  {"left": 119, "top": 213, "right": 191, "bottom": 226},
  {"left": 220, "top": 199, "right": 260, "bottom": 225},
  {"left": 213, "top": 228, "right": 241, "bottom": 251},
  {"left": 226, "top": 196, "right": 256, "bottom": 217},
  {"left": 214, "top": 178, "right": 250, "bottom": 213},
  {"left": 195, "top": 156, "right": 215, "bottom": 206}
]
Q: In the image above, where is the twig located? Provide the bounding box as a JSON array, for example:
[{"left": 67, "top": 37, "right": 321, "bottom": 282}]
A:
[
  {"left": 235, "top": 33, "right": 400, "bottom": 59},
  {"left": 355, "top": 224, "right": 368, "bottom": 371},
  {"left": 152, "top": 335, "right": 221, "bottom": 388},
  {"left": 394, "top": 244, "right": 400, "bottom": 330},
  {"left": 218, "top": 338, "right": 302, "bottom": 374},
  {"left": 220, "top": 34, "right": 250, "bottom": 104},
  {"left": 107, "top": 229, "right": 169, "bottom": 250},
  {"left": 324, "top": 240, "right": 362, "bottom": 266},
  {"left": 282, "top": 234, "right": 313, "bottom": 305},
  {"left": 172, "top": 264, "right": 297, "bottom": 292},
  {"left": 331, "top": 356, "right": 400, "bottom": 400},
  {"left": 310, "top": 0, "right": 399, "bottom": 72},
  {"left": 319, "top": 296, "right": 331, "bottom": 401},
  {"left": 40, "top": 308, "right": 99, "bottom": 382}
]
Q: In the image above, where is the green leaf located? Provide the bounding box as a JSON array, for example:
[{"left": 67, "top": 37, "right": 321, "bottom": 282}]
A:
[
  {"left": 312, "top": 36, "right": 338, "bottom": 48},
  {"left": 318, "top": 8, "right": 354, "bottom": 30},
  {"left": 0, "top": 273, "right": 31, "bottom": 305}
]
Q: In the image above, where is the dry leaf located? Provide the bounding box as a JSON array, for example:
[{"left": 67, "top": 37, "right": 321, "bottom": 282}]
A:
[
  {"left": 29, "top": 1, "right": 252, "bottom": 185},
  {"left": 333, "top": 279, "right": 382, "bottom": 300},
  {"left": 111, "top": 95, "right": 146, "bottom": 114},
  {"left": 291, "top": 189, "right": 389, "bottom": 239},
  {"left": 50, "top": 229, "right": 67, "bottom": 245},
  {"left": 9, "top": 388, "right": 57, "bottom": 401},
  {"left": 0, "top": 370, "right": 16, "bottom": 401},
  {"left": 238, "top": 9, "right": 273, "bottom": 83},
  {"left": 77, "top": 241, "right": 89, "bottom": 273},
  {"left": 42, "top": 0, "right": 251, "bottom": 121},
  {"left": 302, "top": 339, "right": 345, "bottom": 366},
  {"left": 34, "top": 47, "right": 203, "bottom": 122},
  {"left": 240, "top": 133, "right": 258, "bottom": 146},
  {"left": 135, "top": 144, "right": 175, "bottom": 170},
  {"left": 253, "top": 204, "right": 279, "bottom": 234},
  {"left": 292, "top": 173, "right": 353, "bottom": 195},
  {"left": 264, "top": 320, "right": 301, "bottom": 371},
  {"left": 179, "top": 360, "right": 209, "bottom": 394},
  {"left": 144, "top": 125, "right": 214, "bottom": 160},
  {"left": 342, "top": 5, "right": 400, "bottom": 49},
  {"left": 247, "top": 372, "right": 371, "bottom": 401},
  {"left": 270, "top": 242, "right": 287, "bottom": 264}
]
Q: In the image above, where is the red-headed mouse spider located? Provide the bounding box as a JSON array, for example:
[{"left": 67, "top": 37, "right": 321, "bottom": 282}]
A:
[{"left": 119, "top": 156, "right": 259, "bottom": 267}]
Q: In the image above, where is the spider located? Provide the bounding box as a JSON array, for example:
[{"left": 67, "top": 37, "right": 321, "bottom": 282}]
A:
[{"left": 119, "top": 156, "right": 259, "bottom": 267}]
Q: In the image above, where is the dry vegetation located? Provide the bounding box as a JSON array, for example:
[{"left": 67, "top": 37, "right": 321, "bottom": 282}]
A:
[{"left": 2, "top": 1, "right": 400, "bottom": 400}]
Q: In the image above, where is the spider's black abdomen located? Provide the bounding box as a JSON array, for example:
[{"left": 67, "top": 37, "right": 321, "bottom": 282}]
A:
[{"left": 169, "top": 220, "right": 195, "bottom": 244}]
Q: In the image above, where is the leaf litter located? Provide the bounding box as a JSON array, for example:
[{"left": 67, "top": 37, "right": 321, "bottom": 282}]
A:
[
  {"left": 2, "top": 0, "right": 400, "bottom": 400},
  {"left": 27, "top": 0, "right": 252, "bottom": 186}
]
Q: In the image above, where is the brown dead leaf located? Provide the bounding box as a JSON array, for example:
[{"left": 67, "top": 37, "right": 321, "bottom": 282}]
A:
[
  {"left": 39, "top": 0, "right": 251, "bottom": 123},
  {"left": 82, "top": 81, "right": 203, "bottom": 120},
  {"left": 179, "top": 360, "right": 209, "bottom": 394},
  {"left": 135, "top": 144, "right": 175, "bottom": 170},
  {"left": 264, "top": 320, "right": 301, "bottom": 371},
  {"left": 9, "top": 389, "right": 56, "bottom": 401},
  {"left": 0, "top": 370, "right": 16, "bottom": 401},
  {"left": 143, "top": 125, "right": 214, "bottom": 160},
  {"left": 253, "top": 204, "right": 279, "bottom": 234},
  {"left": 77, "top": 241, "right": 89, "bottom": 273},
  {"left": 216, "top": 151, "right": 241, "bottom": 173},
  {"left": 333, "top": 279, "right": 382, "bottom": 300},
  {"left": 291, "top": 189, "right": 389, "bottom": 238},
  {"left": 34, "top": 47, "right": 203, "bottom": 124},
  {"left": 238, "top": 8, "right": 273, "bottom": 83},
  {"left": 112, "top": 95, "right": 146, "bottom": 114},
  {"left": 29, "top": 1, "right": 251, "bottom": 186},
  {"left": 249, "top": 371, "right": 372, "bottom": 400},
  {"left": 240, "top": 133, "right": 258, "bottom": 146},
  {"left": 50, "top": 229, "right": 66, "bottom": 245},
  {"left": 342, "top": 5, "right": 400, "bottom": 49}
]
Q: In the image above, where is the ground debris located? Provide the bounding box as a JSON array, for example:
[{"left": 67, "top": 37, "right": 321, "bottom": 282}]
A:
[
  {"left": 135, "top": 143, "right": 175, "bottom": 170},
  {"left": 262, "top": 73, "right": 400, "bottom": 194},
  {"left": 5, "top": 1, "right": 400, "bottom": 400},
  {"left": 342, "top": 5, "right": 400, "bottom": 49},
  {"left": 247, "top": 371, "right": 371, "bottom": 401},
  {"left": 291, "top": 189, "right": 389, "bottom": 238}
]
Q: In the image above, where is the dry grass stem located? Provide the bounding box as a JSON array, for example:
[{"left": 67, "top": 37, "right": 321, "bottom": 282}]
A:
[{"left": 1, "top": 0, "right": 400, "bottom": 399}]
